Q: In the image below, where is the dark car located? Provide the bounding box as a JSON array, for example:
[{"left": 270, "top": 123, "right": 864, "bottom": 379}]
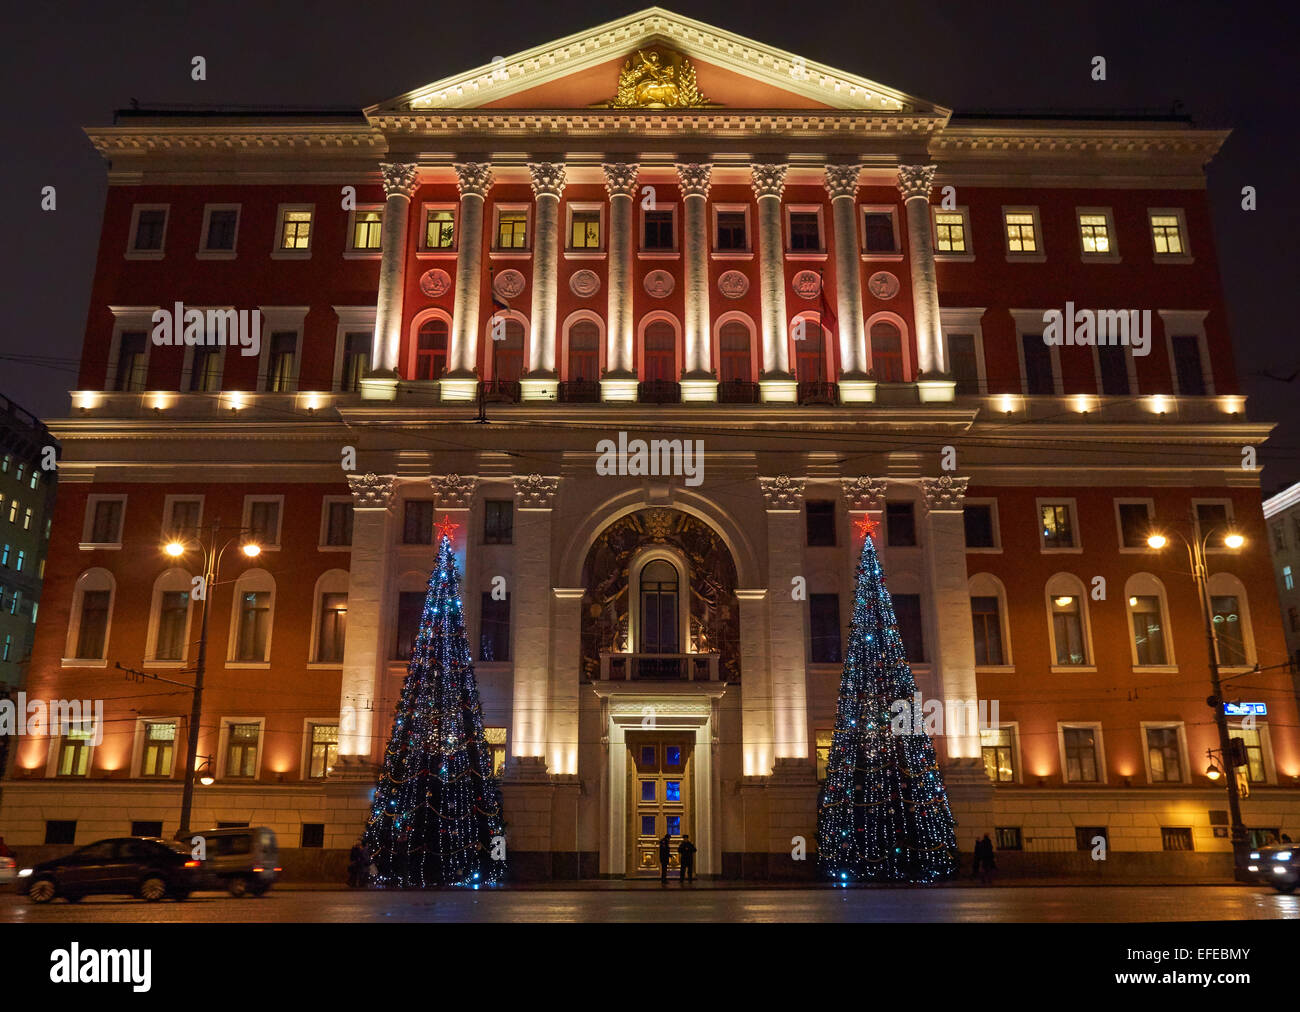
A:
[
  {"left": 18, "top": 837, "right": 202, "bottom": 903},
  {"left": 1244, "top": 844, "right": 1298, "bottom": 894}
]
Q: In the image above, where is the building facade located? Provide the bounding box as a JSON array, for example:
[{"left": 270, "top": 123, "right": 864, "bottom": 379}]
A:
[
  {"left": 1263, "top": 482, "right": 1300, "bottom": 680},
  {"left": 3, "top": 9, "right": 1297, "bottom": 878}
]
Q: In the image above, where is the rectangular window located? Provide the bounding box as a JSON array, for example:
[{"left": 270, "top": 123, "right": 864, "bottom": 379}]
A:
[
  {"left": 862, "top": 209, "right": 897, "bottom": 253},
  {"left": 114, "top": 332, "right": 148, "bottom": 391},
  {"left": 971, "top": 596, "right": 1005, "bottom": 666},
  {"left": 247, "top": 499, "right": 281, "bottom": 547},
  {"left": 484, "top": 726, "right": 507, "bottom": 777},
  {"left": 1040, "top": 503, "right": 1076, "bottom": 549},
  {"left": 403, "top": 501, "right": 433, "bottom": 545},
  {"left": 1229, "top": 726, "right": 1266, "bottom": 783},
  {"left": 815, "top": 729, "right": 833, "bottom": 781},
  {"left": 892, "top": 593, "right": 925, "bottom": 662},
  {"left": 203, "top": 207, "right": 239, "bottom": 252},
  {"left": 266, "top": 331, "right": 298, "bottom": 393},
  {"left": 23, "top": 507, "right": 32, "bottom": 531},
  {"left": 340, "top": 333, "right": 370, "bottom": 393},
  {"left": 1150, "top": 212, "right": 1185, "bottom": 255},
  {"left": 1273, "top": 524, "right": 1287, "bottom": 552},
  {"left": 1004, "top": 210, "right": 1038, "bottom": 253},
  {"left": 279, "top": 208, "right": 313, "bottom": 250},
  {"left": 1021, "top": 333, "right": 1054, "bottom": 394},
  {"left": 788, "top": 211, "right": 821, "bottom": 251},
  {"left": 809, "top": 594, "right": 842, "bottom": 663},
  {"left": 995, "top": 827, "right": 1023, "bottom": 850},
  {"left": 350, "top": 208, "right": 383, "bottom": 251},
  {"left": 947, "top": 333, "right": 980, "bottom": 394},
  {"left": 131, "top": 820, "right": 164, "bottom": 838},
  {"left": 642, "top": 210, "right": 674, "bottom": 251},
  {"left": 301, "top": 823, "right": 326, "bottom": 848},
  {"left": 1117, "top": 502, "right": 1152, "bottom": 549},
  {"left": 1130, "top": 596, "right": 1167, "bottom": 665},
  {"left": 142, "top": 721, "right": 176, "bottom": 777},
  {"left": 886, "top": 502, "right": 916, "bottom": 547},
  {"left": 1195, "top": 502, "right": 1231, "bottom": 543},
  {"left": 570, "top": 210, "right": 601, "bottom": 249},
  {"left": 496, "top": 209, "right": 528, "bottom": 249},
  {"left": 189, "top": 347, "right": 221, "bottom": 392},
  {"left": 424, "top": 208, "right": 455, "bottom": 249},
  {"left": 235, "top": 591, "right": 271, "bottom": 662},
  {"left": 981, "top": 727, "right": 1015, "bottom": 783},
  {"left": 324, "top": 500, "right": 354, "bottom": 547},
  {"left": 479, "top": 592, "right": 511, "bottom": 662},
  {"left": 1076, "top": 826, "right": 1107, "bottom": 850},
  {"left": 132, "top": 208, "right": 167, "bottom": 252},
  {"left": 1051, "top": 596, "right": 1087, "bottom": 665},
  {"left": 44, "top": 820, "right": 77, "bottom": 845},
  {"left": 308, "top": 724, "right": 339, "bottom": 779},
  {"left": 1171, "top": 335, "right": 1206, "bottom": 395},
  {"left": 166, "top": 498, "right": 202, "bottom": 539},
  {"left": 715, "top": 210, "right": 747, "bottom": 252},
  {"left": 1098, "top": 344, "right": 1131, "bottom": 394},
  {"left": 57, "top": 725, "right": 95, "bottom": 777},
  {"left": 155, "top": 591, "right": 190, "bottom": 660},
  {"left": 933, "top": 209, "right": 967, "bottom": 253},
  {"left": 225, "top": 722, "right": 260, "bottom": 778},
  {"left": 963, "top": 504, "right": 996, "bottom": 549},
  {"left": 805, "top": 500, "right": 836, "bottom": 547},
  {"left": 395, "top": 591, "right": 425, "bottom": 660},
  {"left": 317, "top": 593, "right": 348, "bottom": 663},
  {"left": 1211, "top": 595, "right": 1247, "bottom": 666},
  {"left": 90, "top": 499, "right": 124, "bottom": 544},
  {"left": 1078, "top": 212, "right": 1111, "bottom": 254},
  {"left": 1146, "top": 726, "right": 1182, "bottom": 783},
  {"left": 1063, "top": 728, "right": 1100, "bottom": 783},
  {"left": 77, "top": 590, "right": 111, "bottom": 658},
  {"left": 1159, "top": 827, "right": 1193, "bottom": 851},
  {"left": 483, "top": 500, "right": 513, "bottom": 545}
]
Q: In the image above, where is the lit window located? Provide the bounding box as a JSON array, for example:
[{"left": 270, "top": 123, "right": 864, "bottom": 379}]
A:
[
  {"left": 1150, "top": 212, "right": 1185, "bottom": 255},
  {"left": 484, "top": 727, "right": 507, "bottom": 777},
  {"left": 225, "top": 722, "right": 260, "bottom": 778},
  {"left": 981, "top": 727, "right": 1015, "bottom": 782},
  {"left": 308, "top": 724, "right": 339, "bottom": 779},
  {"left": 142, "top": 721, "right": 176, "bottom": 777},
  {"left": 1284, "top": 565, "right": 1294, "bottom": 591},
  {"left": 815, "top": 729, "right": 833, "bottom": 781},
  {"left": 933, "top": 210, "right": 967, "bottom": 253},
  {"left": 1004, "top": 211, "right": 1038, "bottom": 253},
  {"left": 1146, "top": 726, "right": 1181, "bottom": 783},
  {"left": 1040, "top": 503, "right": 1077, "bottom": 549},
  {"left": 1229, "top": 726, "right": 1266, "bottom": 783},
  {"left": 1078, "top": 212, "right": 1110, "bottom": 254},
  {"left": 1050, "top": 595, "right": 1087, "bottom": 665},
  {"left": 279, "top": 209, "right": 313, "bottom": 250},
  {"left": 570, "top": 210, "right": 601, "bottom": 249},
  {"left": 423, "top": 209, "right": 455, "bottom": 249},
  {"left": 57, "top": 725, "right": 95, "bottom": 777},
  {"left": 351, "top": 209, "right": 382, "bottom": 251},
  {"left": 496, "top": 210, "right": 528, "bottom": 249}
]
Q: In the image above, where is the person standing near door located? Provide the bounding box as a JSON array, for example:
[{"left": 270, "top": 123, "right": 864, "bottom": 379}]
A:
[
  {"left": 678, "top": 834, "right": 697, "bottom": 884},
  {"left": 659, "top": 831, "right": 672, "bottom": 885}
]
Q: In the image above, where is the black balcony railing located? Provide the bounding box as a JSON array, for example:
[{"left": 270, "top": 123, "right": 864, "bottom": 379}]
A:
[
  {"left": 797, "top": 380, "right": 838, "bottom": 405},
  {"left": 479, "top": 378, "right": 521, "bottom": 403},
  {"left": 638, "top": 380, "right": 682, "bottom": 404},
  {"left": 558, "top": 379, "right": 601, "bottom": 403},
  {"left": 598, "top": 652, "right": 721, "bottom": 681},
  {"left": 717, "top": 379, "right": 760, "bottom": 404}
]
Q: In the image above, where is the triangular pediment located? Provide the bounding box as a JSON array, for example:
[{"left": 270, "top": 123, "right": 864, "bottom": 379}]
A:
[{"left": 366, "top": 7, "right": 948, "bottom": 117}]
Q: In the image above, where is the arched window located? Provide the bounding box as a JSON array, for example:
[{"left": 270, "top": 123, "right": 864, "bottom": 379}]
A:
[
  {"left": 1045, "top": 573, "right": 1092, "bottom": 667},
  {"left": 567, "top": 320, "right": 600, "bottom": 382},
  {"left": 491, "top": 318, "right": 525, "bottom": 382},
  {"left": 968, "top": 573, "right": 1011, "bottom": 667},
  {"left": 1124, "top": 573, "right": 1174, "bottom": 668},
  {"left": 718, "top": 320, "right": 752, "bottom": 383},
  {"left": 794, "top": 319, "right": 829, "bottom": 383},
  {"left": 311, "top": 569, "right": 350, "bottom": 664},
  {"left": 228, "top": 569, "right": 275, "bottom": 664},
  {"left": 870, "top": 321, "right": 905, "bottom": 382},
  {"left": 642, "top": 321, "right": 677, "bottom": 382},
  {"left": 147, "top": 568, "right": 194, "bottom": 663},
  {"left": 638, "top": 558, "right": 680, "bottom": 654},
  {"left": 414, "top": 318, "right": 448, "bottom": 381},
  {"left": 1207, "top": 573, "right": 1255, "bottom": 668},
  {"left": 66, "top": 568, "right": 115, "bottom": 661}
]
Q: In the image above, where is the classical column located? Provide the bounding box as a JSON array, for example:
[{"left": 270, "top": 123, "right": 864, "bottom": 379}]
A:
[
  {"left": 362, "top": 163, "right": 419, "bottom": 401},
  {"left": 601, "top": 162, "right": 639, "bottom": 402},
  {"left": 441, "top": 162, "right": 493, "bottom": 402},
  {"left": 824, "top": 165, "right": 873, "bottom": 403},
  {"left": 897, "top": 165, "right": 953, "bottom": 400},
  {"left": 752, "top": 164, "right": 794, "bottom": 402},
  {"left": 758, "top": 475, "right": 810, "bottom": 763},
  {"left": 677, "top": 162, "right": 716, "bottom": 401},
  {"left": 736, "top": 588, "right": 774, "bottom": 776},
  {"left": 549, "top": 586, "right": 585, "bottom": 777},
  {"left": 523, "top": 163, "right": 566, "bottom": 402},
  {"left": 335, "top": 473, "right": 398, "bottom": 773},
  {"left": 919, "top": 475, "right": 981, "bottom": 761}
]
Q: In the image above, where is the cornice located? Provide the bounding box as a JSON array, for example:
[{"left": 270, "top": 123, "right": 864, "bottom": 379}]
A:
[{"left": 84, "top": 124, "right": 386, "bottom": 157}]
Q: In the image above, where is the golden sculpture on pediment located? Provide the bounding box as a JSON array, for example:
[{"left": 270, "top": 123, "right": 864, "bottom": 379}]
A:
[{"left": 599, "top": 46, "right": 716, "bottom": 109}]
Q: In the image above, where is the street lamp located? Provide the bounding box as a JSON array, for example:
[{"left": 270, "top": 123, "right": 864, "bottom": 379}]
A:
[
  {"left": 163, "top": 522, "right": 261, "bottom": 839},
  {"left": 1146, "top": 511, "right": 1248, "bottom": 870}
]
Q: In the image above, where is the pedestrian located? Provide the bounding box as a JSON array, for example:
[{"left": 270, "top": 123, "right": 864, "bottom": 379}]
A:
[
  {"left": 658, "top": 831, "right": 672, "bottom": 885},
  {"left": 347, "top": 838, "right": 365, "bottom": 887},
  {"left": 678, "top": 833, "right": 697, "bottom": 884},
  {"left": 0, "top": 836, "right": 12, "bottom": 859},
  {"left": 978, "top": 833, "right": 996, "bottom": 884}
]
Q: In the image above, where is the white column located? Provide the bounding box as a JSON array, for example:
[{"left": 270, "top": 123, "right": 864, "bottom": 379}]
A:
[
  {"left": 736, "top": 588, "right": 774, "bottom": 776},
  {"left": 897, "top": 165, "right": 952, "bottom": 400},
  {"left": 919, "top": 475, "right": 980, "bottom": 759},
  {"left": 441, "top": 162, "right": 493, "bottom": 402},
  {"left": 549, "top": 587, "right": 585, "bottom": 776},
  {"left": 363, "top": 163, "right": 419, "bottom": 401},
  {"left": 825, "top": 165, "right": 874, "bottom": 403},
  {"left": 751, "top": 164, "right": 794, "bottom": 402},
  {"left": 335, "top": 473, "right": 398, "bottom": 771},
  {"left": 508, "top": 475, "right": 559, "bottom": 771},
  {"left": 758, "top": 476, "right": 809, "bottom": 760},
  {"left": 523, "top": 163, "right": 565, "bottom": 402},
  {"left": 677, "top": 162, "right": 716, "bottom": 401},
  {"left": 601, "top": 162, "right": 639, "bottom": 402}
]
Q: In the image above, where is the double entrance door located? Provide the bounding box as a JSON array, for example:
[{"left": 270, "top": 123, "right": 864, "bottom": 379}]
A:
[{"left": 627, "top": 733, "right": 694, "bottom": 876}]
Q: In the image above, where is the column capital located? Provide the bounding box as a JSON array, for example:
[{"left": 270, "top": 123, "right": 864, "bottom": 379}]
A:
[
  {"left": 454, "top": 162, "right": 494, "bottom": 198},
  {"left": 750, "top": 163, "right": 788, "bottom": 200},
  {"left": 527, "top": 162, "right": 567, "bottom": 199},
  {"left": 896, "top": 164, "right": 937, "bottom": 201},
  {"left": 602, "top": 162, "right": 640, "bottom": 198},
  {"left": 840, "top": 475, "right": 888, "bottom": 511},
  {"left": 347, "top": 472, "right": 398, "bottom": 510},
  {"left": 758, "top": 474, "right": 805, "bottom": 511},
  {"left": 512, "top": 473, "right": 561, "bottom": 510},
  {"left": 675, "top": 162, "right": 713, "bottom": 198},
  {"left": 379, "top": 162, "right": 420, "bottom": 200},
  {"left": 920, "top": 474, "right": 969, "bottom": 512},
  {"left": 823, "top": 164, "right": 861, "bottom": 200},
  {"left": 430, "top": 473, "right": 478, "bottom": 510}
]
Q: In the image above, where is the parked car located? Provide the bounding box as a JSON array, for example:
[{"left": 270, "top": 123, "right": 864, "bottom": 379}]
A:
[
  {"left": 18, "top": 837, "right": 201, "bottom": 903},
  {"left": 1245, "top": 844, "right": 1298, "bottom": 893},
  {"left": 192, "top": 826, "right": 280, "bottom": 897},
  {"left": 0, "top": 856, "right": 16, "bottom": 885}
]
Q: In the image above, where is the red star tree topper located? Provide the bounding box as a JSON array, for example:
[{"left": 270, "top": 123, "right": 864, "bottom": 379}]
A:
[{"left": 853, "top": 514, "right": 880, "bottom": 540}]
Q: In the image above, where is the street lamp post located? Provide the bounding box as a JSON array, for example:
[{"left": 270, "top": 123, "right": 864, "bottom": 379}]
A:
[
  {"left": 1147, "top": 510, "right": 1248, "bottom": 871},
  {"left": 164, "top": 521, "right": 261, "bottom": 839}
]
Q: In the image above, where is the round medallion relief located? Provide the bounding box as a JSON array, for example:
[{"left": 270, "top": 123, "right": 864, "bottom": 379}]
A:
[
  {"left": 643, "top": 269, "right": 675, "bottom": 299},
  {"left": 792, "top": 270, "right": 822, "bottom": 300},
  {"left": 717, "top": 270, "right": 749, "bottom": 299},
  {"left": 868, "top": 271, "right": 900, "bottom": 300},
  {"left": 569, "top": 269, "right": 601, "bottom": 298},
  {"left": 418, "top": 268, "right": 452, "bottom": 299},
  {"left": 492, "top": 269, "right": 527, "bottom": 301}
]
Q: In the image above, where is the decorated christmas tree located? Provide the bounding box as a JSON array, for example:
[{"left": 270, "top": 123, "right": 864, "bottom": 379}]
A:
[
  {"left": 363, "top": 522, "right": 506, "bottom": 886},
  {"left": 817, "top": 517, "right": 959, "bottom": 883}
]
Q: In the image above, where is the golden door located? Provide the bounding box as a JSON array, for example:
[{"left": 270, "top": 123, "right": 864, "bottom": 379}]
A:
[{"left": 627, "top": 734, "right": 694, "bottom": 876}]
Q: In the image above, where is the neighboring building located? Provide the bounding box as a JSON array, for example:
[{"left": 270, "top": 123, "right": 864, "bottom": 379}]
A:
[
  {"left": 2, "top": 9, "right": 1296, "bottom": 877},
  {"left": 0, "top": 394, "right": 58, "bottom": 785},
  {"left": 1263, "top": 482, "right": 1300, "bottom": 680}
]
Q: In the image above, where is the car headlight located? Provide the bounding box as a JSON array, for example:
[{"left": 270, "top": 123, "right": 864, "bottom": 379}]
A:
[
  {"left": 1274, "top": 865, "right": 1289, "bottom": 875},
  {"left": 17, "top": 869, "right": 32, "bottom": 878},
  {"left": 1250, "top": 851, "right": 1261, "bottom": 860},
  {"left": 1248, "top": 864, "right": 1259, "bottom": 872},
  {"left": 1275, "top": 851, "right": 1292, "bottom": 862}
]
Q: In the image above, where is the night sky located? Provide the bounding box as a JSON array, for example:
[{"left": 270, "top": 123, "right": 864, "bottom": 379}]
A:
[{"left": 3, "top": 1, "right": 1297, "bottom": 490}]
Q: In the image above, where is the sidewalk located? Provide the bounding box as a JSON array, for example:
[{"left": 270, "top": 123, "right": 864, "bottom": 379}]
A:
[{"left": 276, "top": 875, "right": 1242, "bottom": 891}]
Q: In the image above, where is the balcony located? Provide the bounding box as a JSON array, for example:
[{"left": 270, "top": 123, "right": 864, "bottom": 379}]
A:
[
  {"left": 637, "top": 380, "right": 682, "bottom": 404},
  {"left": 797, "top": 381, "right": 838, "bottom": 405},
  {"left": 597, "top": 652, "right": 721, "bottom": 681},
  {"left": 717, "top": 379, "right": 760, "bottom": 404},
  {"left": 558, "top": 379, "right": 602, "bottom": 403},
  {"left": 479, "top": 378, "right": 521, "bottom": 404}
]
